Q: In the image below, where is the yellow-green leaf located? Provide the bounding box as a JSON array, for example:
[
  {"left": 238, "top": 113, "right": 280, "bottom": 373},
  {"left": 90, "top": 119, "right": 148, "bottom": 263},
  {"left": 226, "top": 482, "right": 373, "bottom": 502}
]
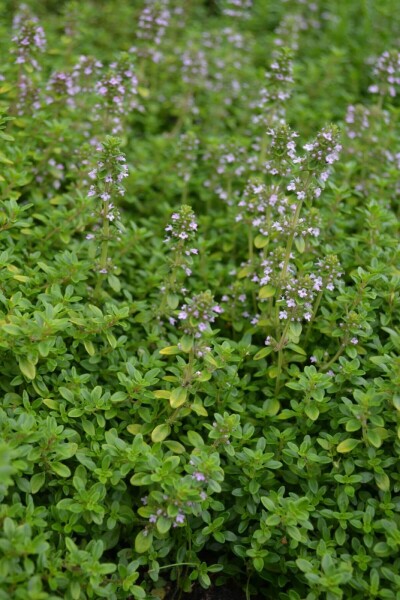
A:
[
  {"left": 259, "top": 285, "right": 276, "bottom": 299},
  {"left": 153, "top": 390, "right": 171, "bottom": 399},
  {"left": 127, "top": 424, "right": 144, "bottom": 435},
  {"left": 254, "top": 347, "right": 272, "bottom": 361},
  {"left": 180, "top": 335, "right": 193, "bottom": 353},
  {"left": 170, "top": 387, "right": 187, "bottom": 408},
  {"left": 19, "top": 358, "right": 36, "bottom": 380},
  {"left": 83, "top": 340, "right": 95, "bottom": 356},
  {"left": 159, "top": 345, "right": 180, "bottom": 355},
  {"left": 337, "top": 438, "right": 360, "bottom": 453},
  {"left": 163, "top": 440, "right": 185, "bottom": 454},
  {"left": 254, "top": 234, "right": 269, "bottom": 249},
  {"left": 287, "top": 343, "right": 306, "bottom": 356},
  {"left": 375, "top": 472, "right": 390, "bottom": 492},
  {"left": 191, "top": 402, "right": 208, "bottom": 416},
  {"left": 135, "top": 530, "right": 153, "bottom": 553},
  {"left": 151, "top": 424, "right": 170, "bottom": 443}
]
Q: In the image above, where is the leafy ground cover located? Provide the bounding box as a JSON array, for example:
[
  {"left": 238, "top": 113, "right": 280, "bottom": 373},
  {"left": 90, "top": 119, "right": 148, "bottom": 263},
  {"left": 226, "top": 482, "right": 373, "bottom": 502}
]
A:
[{"left": 0, "top": 1, "right": 400, "bottom": 598}]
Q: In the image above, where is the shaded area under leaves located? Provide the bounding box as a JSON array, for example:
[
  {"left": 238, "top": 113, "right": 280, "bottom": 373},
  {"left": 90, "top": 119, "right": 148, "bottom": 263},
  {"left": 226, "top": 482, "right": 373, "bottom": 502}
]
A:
[{"left": 167, "top": 584, "right": 265, "bottom": 600}]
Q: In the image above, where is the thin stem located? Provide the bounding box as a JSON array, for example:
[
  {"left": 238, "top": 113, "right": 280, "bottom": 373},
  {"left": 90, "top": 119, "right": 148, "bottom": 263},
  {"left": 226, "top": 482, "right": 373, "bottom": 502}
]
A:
[
  {"left": 149, "top": 562, "right": 198, "bottom": 574},
  {"left": 94, "top": 197, "right": 110, "bottom": 297},
  {"left": 319, "top": 341, "right": 347, "bottom": 372},
  {"left": 248, "top": 224, "right": 254, "bottom": 263},
  {"left": 274, "top": 321, "right": 290, "bottom": 394},
  {"left": 275, "top": 347, "right": 284, "bottom": 395},
  {"left": 304, "top": 289, "right": 323, "bottom": 344}
]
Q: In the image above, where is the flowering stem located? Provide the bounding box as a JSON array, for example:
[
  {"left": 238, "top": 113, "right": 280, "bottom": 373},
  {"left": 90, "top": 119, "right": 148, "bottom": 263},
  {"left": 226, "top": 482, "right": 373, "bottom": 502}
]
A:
[
  {"left": 274, "top": 321, "right": 290, "bottom": 394},
  {"left": 248, "top": 224, "right": 254, "bottom": 263},
  {"left": 258, "top": 132, "right": 268, "bottom": 168},
  {"left": 94, "top": 198, "right": 110, "bottom": 297},
  {"left": 304, "top": 289, "right": 323, "bottom": 343}
]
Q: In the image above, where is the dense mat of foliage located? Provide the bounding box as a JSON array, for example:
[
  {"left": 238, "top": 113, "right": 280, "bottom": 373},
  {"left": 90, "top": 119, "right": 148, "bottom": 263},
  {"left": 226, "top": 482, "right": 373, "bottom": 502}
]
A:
[{"left": 1, "top": 1, "right": 400, "bottom": 598}]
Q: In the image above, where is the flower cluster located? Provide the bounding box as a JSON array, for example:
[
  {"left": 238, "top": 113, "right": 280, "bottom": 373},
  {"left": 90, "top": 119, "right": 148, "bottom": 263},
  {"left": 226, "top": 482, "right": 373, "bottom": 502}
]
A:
[
  {"left": 11, "top": 5, "right": 46, "bottom": 70},
  {"left": 163, "top": 205, "right": 198, "bottom": 279},
  {"left": 178, "top": 291, "right": 223, "bottom": 338},
  {"left": 204, "top": 141, "right": 250, "bottom": 204},
  {"left": 277, "top": 275, "right": 316, "bottom": 322},
  {"left": 135, "top": 0, "right": 171, "bottom": 63},
  {"left": 265, "top": 125, "right": 300, "bottom": 176},
  {"left": 15, "top": 74, "right": 41, "bottom": 115},
  {"left": 72, "top": 55, "right": 103, "bottom": 94},
  {"left": 147, "top": 506, "right": 185, "bottom": 528},
  {"left": 177, "top": 132, "right": 199, "bottom": 183},
  {"left": 45, "top": 71, "right": 77, "bottom": 108},
  {"left": 345, "top": 104, "right": 371, "bottom": 140},
  {"left": 235, "top": 179, "right": 271, "bottom": 224},
  {"left": 181, "top": 46, "right": 208, "bottom": 87},
  {"left": 164, "top": 205, "right": 198, "bottom": 250},
  {"left": 94, "top": 54, "right": 138, "bottom": 133},
  {"left": 303, "top": 125, "right": 342, "bottom": 171},
  {"left": 221, "top": 0, "right": 252, "bottom": 19},
  {"left": 220, "top": 282, "right": 248, "bottom": 320},
  {"left": 259, "top": 199, "right": 321, "bottom": 239},
  {"left": 274, "top": 13, "right": 304, "bottom": 53},
  {"left": 368, "top": 49, "right": 400, "bottom": 98},
  {"left": 311, "top": 256, "right": 342, "bottom": 293},
  {"left": 86, "top": 137, "right": 128, "bottom": 249},
  {"left": 252, "top": 49, "right": 294, "bottom": 128},
  {"left": 251, "top": 247, "right": 290, "bottom": 289}
]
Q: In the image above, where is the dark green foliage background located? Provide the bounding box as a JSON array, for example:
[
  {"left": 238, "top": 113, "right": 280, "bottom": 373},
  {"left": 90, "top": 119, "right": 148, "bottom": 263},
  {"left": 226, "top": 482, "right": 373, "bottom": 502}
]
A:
[{"left": 0, "top": 1, "right": 400, "bottom": 599}]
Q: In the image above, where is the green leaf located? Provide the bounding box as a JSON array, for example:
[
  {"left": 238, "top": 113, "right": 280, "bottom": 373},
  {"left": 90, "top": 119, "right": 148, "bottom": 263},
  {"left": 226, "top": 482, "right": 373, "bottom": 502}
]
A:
[
  {"left": 135, "top": 531, "right": 153, "bottom": 554},
  {"left": 296, "top": 558, "right": 313, "bottom": 573},
  {"left": 287, "top": 525, "right": 302, "bottom": 541},
  {"left": 254, "top": 347, "right": 272, "bottom": 361},
  {"left": 108, "top": 273, "right": 121, "bottom": 292},
  {"left": 19, "top": 358, "right": 36, "bottom": 380},
  {"left": 30, "top": 472, "right": 46, "bottom": 493},
  {"left": 254, "top": 234, "right": 269, "bottom": 249},
  {"left": 153, "top": 390, "right": 171, "bottom": 399},
  {"left": 170, "top": 387, "right": 187, "bottom": 408},
  {"left": 59, "top": 387, "right": 74, "bottom": 402},
  {"left": 345, "top": 418, "right": 362, "bottom": 432},
  {"left": 130, "top": 586, "right": 147, "bottom": 599},
  {"left": 167, "top": 293, "right": 179, "bottom": 309},
  {"left": 367, "top": 428, "right": 382, "bottom": 448},
  {"left": 187, "top": 430, "right": 204, "bottom": 447},
  {"left": 294, "top": 237, "right": 305, "bottom": 254},
  {"left": 180, "top": 335, "right": 193, "bottom": 353},
  {"left": 0, "top": 151, "right": 13, "bottom": 165},
  {"left": 336, "top": 438, "right": 360, "bottom": 453},
  {"left": 83, "top": 340, "right": 95, "bottom": 356},
  {"left": 287, "top": 343, "right": 306, "bottom": 356},
  {"left": 156, "top": 516, "right": 171, "bottom": 534},
  {"left": 51, "top": 462, "right": 71, "bottom": 478},
  {"left": 305, "top": 404, "right": 319, "bottom": 421},
  {"left": 393, "top": 395, "right": 400, "bottom": 411},
  {"left": 151, "top": 424, "right": 170, "bottom": 443},
  {"left": 164, "top": 440, "right": 186, "bottom": 454},
  {"left": 375, "top": 472, "right": 390, "bottom": 492},
  {"left": 259, "top": 285, "right": 276, "bottom": 299}
]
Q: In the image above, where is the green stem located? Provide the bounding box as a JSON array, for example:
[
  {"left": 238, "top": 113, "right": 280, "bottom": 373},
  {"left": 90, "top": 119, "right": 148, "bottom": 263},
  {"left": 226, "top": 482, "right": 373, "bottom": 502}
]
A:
[
  {"left": 248, "top": 224, "right": 254, "bottom": 263},
  {"left": 320, "top": 340, "right": 347, "bottom": 372},
  {"left": 274, "top": 321, "right": 290, "bottom": 394},
  {"left": 94, "top": 198, "right": 110, "bottom": 297},
  {"left": 149, "top": 562, "right": 198, "bottom": 574},
  {"left": 304, "top": 289, "right": 323, "bottom": 344}
]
